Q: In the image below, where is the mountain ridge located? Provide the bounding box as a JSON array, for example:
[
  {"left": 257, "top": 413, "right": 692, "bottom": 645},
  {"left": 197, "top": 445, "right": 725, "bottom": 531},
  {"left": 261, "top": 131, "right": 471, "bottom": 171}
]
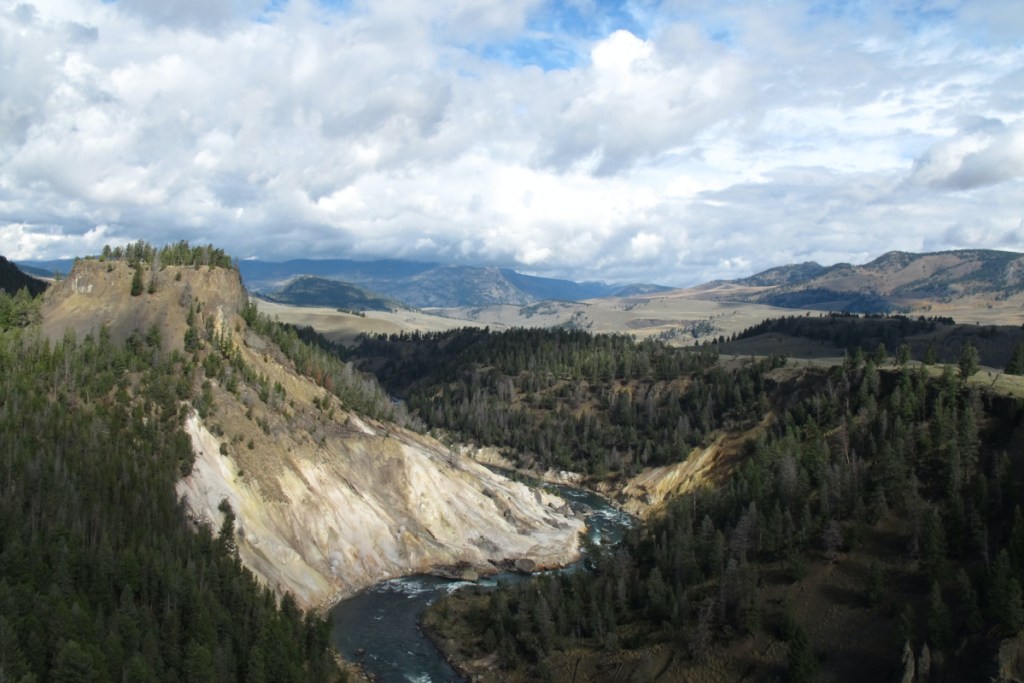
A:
[
  {"left": 702, "top": 248, "right": 1024, "bottom": 313},
  {"left": 234, "top": 258, "right": 669, "bottom": 308},
  {"left": 21, "top": 247, "right": 1024, "bottom": 316}
]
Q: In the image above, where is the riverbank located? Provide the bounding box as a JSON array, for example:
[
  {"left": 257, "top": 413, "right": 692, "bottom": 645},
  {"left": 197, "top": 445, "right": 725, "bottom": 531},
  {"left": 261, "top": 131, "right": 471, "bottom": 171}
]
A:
[
  {"left": 461, "top": 430, "right": 751, "bottom": 519},
  {"left": 330, "top": 481, "right": 632, "bottom": 682}
]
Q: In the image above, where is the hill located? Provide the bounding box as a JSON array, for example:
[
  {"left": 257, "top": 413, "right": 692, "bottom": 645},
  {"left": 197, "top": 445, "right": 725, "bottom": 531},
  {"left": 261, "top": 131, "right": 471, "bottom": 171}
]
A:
[
  {"left": 236, "top": 257, "right": 663, "bottom": 308},
  {"left": 15, "top": 257, "right": 76, "bottom": 278},
  {"left": 399, "top": 325, "right": 1024, "bottom": 682},
  {"left": 2, "top": 253, "right": 341, "bottom": 681},
  {"left": 262, "top": 275, "right": 401, "bottom": 311},
  {"left": 719, "top": 312, "right": 1024, "bottom": 372},
  {"left": 38, "top": 253, "right": 582, "bottom": 611},
  {"left": 0, "top": 254, "right": 48, "bottom": 296},
  {"left": 724, "top": 249, "right": 1024, "bottom": 313}
]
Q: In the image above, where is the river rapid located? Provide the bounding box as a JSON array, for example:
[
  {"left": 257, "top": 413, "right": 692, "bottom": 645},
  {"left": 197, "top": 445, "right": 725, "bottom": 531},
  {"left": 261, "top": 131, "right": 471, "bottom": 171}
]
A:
[{"left": 329, "top": 482, "right": 634, "bottom": 683}]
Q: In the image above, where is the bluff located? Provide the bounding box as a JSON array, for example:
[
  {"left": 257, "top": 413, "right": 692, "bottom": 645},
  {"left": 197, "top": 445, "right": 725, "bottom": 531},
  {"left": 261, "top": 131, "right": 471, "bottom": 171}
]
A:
[{"left": 41, "top": 258, "right": 583, "bottom": 609}]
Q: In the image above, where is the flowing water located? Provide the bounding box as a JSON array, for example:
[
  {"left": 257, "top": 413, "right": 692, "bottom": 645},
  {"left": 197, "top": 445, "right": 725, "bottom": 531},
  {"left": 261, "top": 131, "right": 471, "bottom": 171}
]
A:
[{"left": 329, "top": 481, "right": 633, "bottom": 683}]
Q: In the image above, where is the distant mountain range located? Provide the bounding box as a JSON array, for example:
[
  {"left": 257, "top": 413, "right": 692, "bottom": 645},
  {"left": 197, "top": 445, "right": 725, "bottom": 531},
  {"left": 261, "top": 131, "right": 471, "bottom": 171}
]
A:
[
  {"left": 236, "top": 259, "right": 670, "bottom": 308},
  {"left": 710, "top": 249, "right": 1024, "bottom": 313},
  {"left": 19, "top": 248, "right": 1024, "bottom": 313}
]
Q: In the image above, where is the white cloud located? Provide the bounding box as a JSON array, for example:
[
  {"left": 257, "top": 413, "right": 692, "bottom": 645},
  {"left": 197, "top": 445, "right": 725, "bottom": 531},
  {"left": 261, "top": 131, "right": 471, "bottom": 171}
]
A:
[
  {"left": 629, "top": 231, "right": 663, "bottom": 260},
  {"left": 909, "top": 120, "right": 1024, "bottom": 189},
  {"left": 1, "top": 0, "right": 1022, "bottom": 286}
]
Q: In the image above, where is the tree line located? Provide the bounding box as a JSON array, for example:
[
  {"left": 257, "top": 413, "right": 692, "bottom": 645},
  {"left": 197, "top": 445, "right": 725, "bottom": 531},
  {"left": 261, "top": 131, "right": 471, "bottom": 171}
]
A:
[{"left": 98, "top": 240, "right": 234, "bottom": 270}]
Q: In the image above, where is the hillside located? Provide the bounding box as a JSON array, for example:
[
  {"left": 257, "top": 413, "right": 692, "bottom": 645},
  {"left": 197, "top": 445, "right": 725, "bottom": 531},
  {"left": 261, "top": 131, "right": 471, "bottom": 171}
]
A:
[
  {"left": 0, "top": 254, "right": 48, "bottom": 296},
  {"left": 720, "top": 312, "right": 1024, "bottom": 372},
  {"left": 412, "top": 329, "right": 1024, "bottom": 682},
  {"left": 39, "top": 256, "right": 583, "bottom": 611},
  {"left": 262, "top": 275, "right": 400, "bottom": 311},
  {"left": 726, "top": 249, "right": 1024, "bottom": 313},
  {"left": 1, "top": 255, "right": 340, "bottom": 681}
]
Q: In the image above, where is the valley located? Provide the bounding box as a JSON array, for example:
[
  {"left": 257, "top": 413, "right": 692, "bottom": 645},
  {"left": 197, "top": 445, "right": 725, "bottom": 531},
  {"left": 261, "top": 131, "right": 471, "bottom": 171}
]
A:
[
  {"left": 243, "top": 249, "right": 1024, "bottom": 351},
  {"left": 3, "top": 243, "right": 1024, "bottom": 683}
]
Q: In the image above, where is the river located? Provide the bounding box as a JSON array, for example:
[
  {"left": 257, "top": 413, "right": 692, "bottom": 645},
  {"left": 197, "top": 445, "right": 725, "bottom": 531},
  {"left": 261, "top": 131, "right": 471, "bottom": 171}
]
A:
[{"left": 329, "top": 482, "right": 634, "bottom": 683}]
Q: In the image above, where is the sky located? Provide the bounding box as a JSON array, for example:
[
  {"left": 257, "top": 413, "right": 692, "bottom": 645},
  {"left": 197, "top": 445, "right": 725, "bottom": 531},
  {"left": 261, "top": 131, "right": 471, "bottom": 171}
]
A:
[{"left": 1, "top": 0, "right": 1022, "bottom": 286}]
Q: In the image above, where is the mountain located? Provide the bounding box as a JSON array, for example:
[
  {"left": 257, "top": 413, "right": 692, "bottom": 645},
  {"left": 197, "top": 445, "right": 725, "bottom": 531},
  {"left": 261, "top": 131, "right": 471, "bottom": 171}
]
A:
[
  {"left": 238, "top": 257, "right": 434, "bottom": 291},
  {"left": 15, "top": 257, "right": 76, "bottom": 278},
  {"left": 40, "top": 257, "right": 583, "bottom": 610},
  {"left": 237, "top": 257, "right": 664, "bottom": 308},
  {"left": 262, "top": 275, "right": 402, "bottom": 311},
  {"left": 734, "top": 260, "right": 831, "bottom": 287},
  {"left": 719, "top": 249, "right": 1024, "bottom": 313},
  {"left": 0, "top": 255, "right": 49, "bottom": 296}
]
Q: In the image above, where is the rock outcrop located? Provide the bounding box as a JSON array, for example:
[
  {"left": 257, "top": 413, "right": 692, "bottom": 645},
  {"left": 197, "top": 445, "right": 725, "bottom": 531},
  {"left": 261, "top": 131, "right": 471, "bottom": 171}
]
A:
[
  {"left": 40, "top": 259, "right": 246, "bottom": 353},
  {"left": 178, "top": 406, "right": 583, "bottom": 609}
]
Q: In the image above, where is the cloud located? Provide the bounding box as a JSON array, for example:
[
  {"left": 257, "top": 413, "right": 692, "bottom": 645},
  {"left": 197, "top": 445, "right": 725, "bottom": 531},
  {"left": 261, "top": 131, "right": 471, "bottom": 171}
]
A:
[
  {"left": 909, "top": 119, "right": 1024, "bottom": 190},
  {"left": 1, "top": 0, "right": 1022, "bottom": 286},
  {"left": 113, "top": 0, "right": 267, "bottom": 32}
]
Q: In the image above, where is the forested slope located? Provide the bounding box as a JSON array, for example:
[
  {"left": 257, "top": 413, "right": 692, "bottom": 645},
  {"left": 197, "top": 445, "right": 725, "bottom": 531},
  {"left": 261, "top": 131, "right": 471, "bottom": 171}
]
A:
[
  {"left": 0, "top": 289, "right": 339, "bottom": 682},
  {"left": 25, "top": 242, "right": 585, "bottom": 627},
  {"left": 352, "top": 328, "right": 785, "bottom": 475},
  {"left": 425, "top": 351, "right": 1024, "bottom": 681},
  {"left": 0, "top": 255, "right": 48, "bottom": 297}
]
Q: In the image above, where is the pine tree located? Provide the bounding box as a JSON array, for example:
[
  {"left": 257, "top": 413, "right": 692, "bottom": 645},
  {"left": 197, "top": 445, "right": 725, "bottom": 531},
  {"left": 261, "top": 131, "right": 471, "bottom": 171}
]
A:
[
  {"left": 218, "top": 498, "right": 237, "bottom": 556},
  {"left": 51, "top": 640, "right": 98, "bottom": 683},
  {"left": 130, "top": 265, "right": 144, "bottom": 296},
  {"left": 787, "top": 625, "right": 817, "bottom": 683},
  {"left": 1007, "top": 343, "right": 1024, "bottom": 376},
  {"left": 897, "top": 343, "right": 912, "bottom": 366},
  {"left": 926, "top": 581, "right": 951, "bottom": 649},
  {"left": 958, "top": 342, "right": 979, "bottom": 383},
  {"left": 955, "top": 569, "right": 983, "bottom": 635},
  {"left": 989, "top": 550, "right": 1024, "bottom": 634}
]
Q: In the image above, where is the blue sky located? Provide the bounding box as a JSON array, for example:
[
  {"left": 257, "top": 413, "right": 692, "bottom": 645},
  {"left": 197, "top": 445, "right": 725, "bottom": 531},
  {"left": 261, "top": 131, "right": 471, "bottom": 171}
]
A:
[{"left": 1, "top": 0, "right": 1022, "bottom": 285}]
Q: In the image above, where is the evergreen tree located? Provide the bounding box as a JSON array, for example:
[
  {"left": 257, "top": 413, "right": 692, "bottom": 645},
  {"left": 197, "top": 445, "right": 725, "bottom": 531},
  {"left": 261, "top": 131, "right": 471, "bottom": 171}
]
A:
[
  {"left": 130, "top": 265, "right": 144, "bottom": 296},
  {"left": 51, "top": 641, "right": 98, "bottom": 683},
  {"left": 958, "top": 342, "right": 979, "bottom": 382},
  {"left": 218, "top": 498, "right": 238, "bottom": 556},
  {"left": 988, "top": 550, "right": 1024, "bottom": 635},
  {"left": 787, "top": 625, "right": 817, "bottom": 683},
  {"left": 897, "top": 343, "right": 912, "bottom": 366},
  {"left": 926, "top": 581, "right": 951, "bottom": 649},
  {"left": 1007, "top": 343, "right": 1024, "bottom": 376}
]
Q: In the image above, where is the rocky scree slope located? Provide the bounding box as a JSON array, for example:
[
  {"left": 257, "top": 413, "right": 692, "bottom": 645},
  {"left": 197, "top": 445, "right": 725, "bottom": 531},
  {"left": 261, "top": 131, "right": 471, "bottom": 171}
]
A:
[{"left": 41, "top": 259, "right": 584, "bottom": 609}]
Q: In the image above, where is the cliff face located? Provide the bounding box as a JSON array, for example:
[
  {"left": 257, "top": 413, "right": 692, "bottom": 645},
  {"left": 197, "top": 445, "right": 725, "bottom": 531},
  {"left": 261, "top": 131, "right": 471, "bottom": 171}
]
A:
[
  {"left": 41, "top": 258, "right": 582, "bottom": 610},
  {"left": 40, "top": 259, "right": 247, "bottom": 353},
  {"left": 179, "top": 408, "right": 582, "bottom": 609}
]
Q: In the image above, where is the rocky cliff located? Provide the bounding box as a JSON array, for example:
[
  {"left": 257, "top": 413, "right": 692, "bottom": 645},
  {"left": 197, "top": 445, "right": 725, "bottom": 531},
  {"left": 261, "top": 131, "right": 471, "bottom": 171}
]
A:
[{"left": 41, "top": 258, "right": 584, "bottom": 610}]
